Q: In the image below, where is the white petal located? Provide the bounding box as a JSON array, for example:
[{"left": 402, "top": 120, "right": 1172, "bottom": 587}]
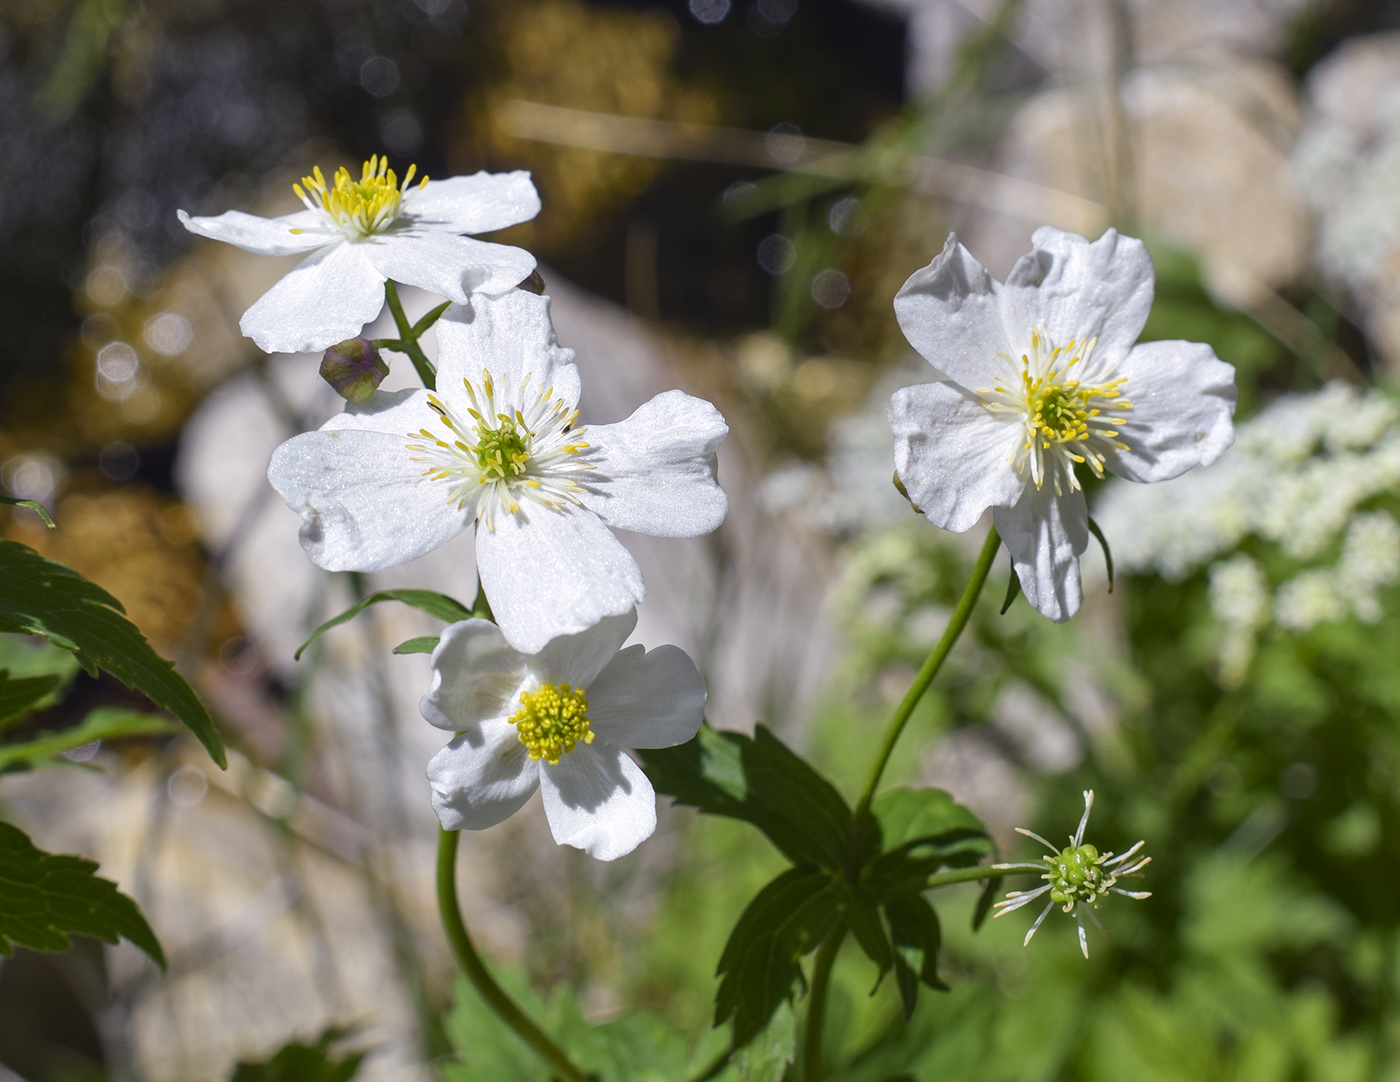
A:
[
  {"left": 1105, "top": 340, "right": 1237, "bottom": 483},
  {"left": 533, "top": 610, "right": 638, "bottom": 689},
  {"left": 433, "top": 293, "right": 580, "bottom": 411},
  {"left": 1000, "top": 227, "right": 1154, "bottom": 367},
  {"left": 239, "top": 242, "right": 387, "bottom": 354},
  {"left": 405, "top": 171, "right": 541, "bottom": 235},
  {"left": 421, "top": 619, "right": 531, "bottom": 731},
  {"left": 587, "top": 644, "right": 706, "bottom": 750},
  {"left": 993, "top": 484, "right": 1088, "bottom": 622},
  {"left": 893, "top": 233, "right": 1011, "bottom": 386},
  {"left": 475, "top": 504, "right": 644, "bottom": 654},
  {"left": 322, "top": 386, "right": 434, "bottom": 436},
  {"left": 427, "top": 720, "right": 539, "bottom": 831},
  {"left": 177, "top": 208, "right": 331, "bottom": 256},
  {"left": 578, "top": 391, "right": 729, "bottom": 538},
  {"left": 889, "top": 382, "right": 1026, "bottom": 533},
  {"left": 539, "top": 745, "right": 656, "bottom": 860},
  {"left": 267, "top": 428, "right": 467, "bottom": 571},
  {"left": 365, "top": 230, "right": 536, "bottom": 304}
]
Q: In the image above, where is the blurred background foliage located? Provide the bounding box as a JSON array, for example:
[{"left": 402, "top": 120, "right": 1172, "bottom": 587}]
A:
[{"left": 9, "top": 0, "right": 1400, "bottom": 1079}]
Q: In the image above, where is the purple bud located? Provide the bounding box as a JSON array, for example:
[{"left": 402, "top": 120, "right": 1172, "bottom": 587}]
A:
[
  {"left": 517, "top": 269, "right": 546, "bottom": 295},
  {"left": 320, "top": 337, "right": 389, "bottom": 402}
]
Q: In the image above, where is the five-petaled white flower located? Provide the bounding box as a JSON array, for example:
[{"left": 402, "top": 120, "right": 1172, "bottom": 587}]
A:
[
  {"left": 422, "top": 609, "right": 705, "bottom": 861},
  {"left": 179, "top": 156, "right": 540, "bottom": 354},
  {"left": 267, "top": 288, "right": 729, "bottom": 653},
  {"left": 891, "top": 227, "right": 1237, "bottom": 621},
  {"left": 991, "top": 790, "right": 1151, "bottom": 958}
]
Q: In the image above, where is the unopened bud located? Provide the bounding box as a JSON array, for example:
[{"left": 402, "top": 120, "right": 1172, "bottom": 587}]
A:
[
  {"left": 518, "top": 269, "right": 546, "bottom": 295},
  {"left": 320, "top": 337, "right": 388, "bottom": 402}
]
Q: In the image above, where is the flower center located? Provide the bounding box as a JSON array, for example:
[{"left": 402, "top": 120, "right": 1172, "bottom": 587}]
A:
[
  {"left": 1046, "top": 843, "right": 1109, "bottom": 910},
  {"left": 404, "top": 368, "right": 593, "bottom": 530},
  {"left": 292, "top": 155, "right": 428, "bottom": 239},
  {"left": 510, "top": 682, "right": 593, "bottom": 764},
  {"left": 978, "top": 326, "right": 1133, "bottom": 495}
]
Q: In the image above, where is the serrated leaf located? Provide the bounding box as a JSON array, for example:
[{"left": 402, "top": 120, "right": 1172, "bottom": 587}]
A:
[
  {"left": 392, "top": 635, "right": 439, "bottom": 655},
  {"left": 885, "top": 894, "right": 946, "bottom": 1020},
  {"left": 862, "top": 787, "right": 991, "bottom": 895},
  {"left": 0, "top": 820, "right": 164, "bottom": 967},
  {"left": 0, "top": 541, "right": 224, "bottom": 767},
  {"left": 229, "top": 1027, "right": 364, "bottom": 1082},
  {"left": 716, "top": 867, "right": 841, "bottom": 1047},
  {"left": 729, "top": 1001, "right": 795, "bottom": 1082},
  {"left": 294, "top": 589, "right": 473, "bottom": 660},
  {"left": 641, "top": 725, "right": 853, "bottom": 871},
  {"left": 842, "top": 886, "right": 893, "bottom": 991},
  {"left": 0, "top": 670, "right": 63, "bottom": 731},
  {"left": 0, "top": 707, "right": 179, "bottom": 773}
]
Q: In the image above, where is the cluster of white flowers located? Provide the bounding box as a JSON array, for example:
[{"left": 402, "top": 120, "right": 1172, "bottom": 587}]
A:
[
  {"left": 1096, "top": 382, "right": 1400, "bottom": 682},
  {"left": 184, "top": 159, "right": 726, "bottom": 859}
]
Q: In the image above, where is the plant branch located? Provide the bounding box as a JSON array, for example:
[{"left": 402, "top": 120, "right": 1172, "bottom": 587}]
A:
[
  {"left": 384, "top": 280, "right": 438, "bottom": 390},
  {"left": 802, "top": 920, "right": 846, "bottom": 1082},
  {"left": 436, "top": 828, "right": 587, "bottom": 1082},
  {"left": 855, "top": 527, "right": 1002, "bottom": 817}
]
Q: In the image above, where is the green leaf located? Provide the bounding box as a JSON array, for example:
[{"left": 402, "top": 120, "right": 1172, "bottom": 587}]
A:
[
  {"left": 566, "top": 1011, "right": 692, "bottom": 1082},
  {"left": 0, "top": 670, "right": 64, "bottom": 732},
  {"left": 884, "top": 894, "right": 946, "bottom": 1021},
  {"left": 0, "top": 495, "right": 55, "bottom": 528},
  {"left": 393, "top": 636, "right": 440, "bottom": 655},
  {"left": 0, "top": 820, "right": 164, "bottom": 967},
  {"left": 229, "top": 1027, "right": 364, "bottom": 1082},
  {"left": 0, "top": 707, "right": 179, "bottom": 773},
  {"left": 715, "top": 867, "right": 841, "bottom": 1046},
  {"left": 294, "top": 589, "right": 473, "bottom": 660},
  {"left": 641, "top": 725, "right": 854, "bottom": 871},
  {"left": 727, "top": 1001, "right": 795, "bottom": 1082},
  {"left": 842, "top": 885, "right": 893, "bottom": 990},
  {"left": 0, "top": 541, "right": 224, "bottom": 767},
  {"left": 869, "top": 786, "right": 987, "bottom": 852}
]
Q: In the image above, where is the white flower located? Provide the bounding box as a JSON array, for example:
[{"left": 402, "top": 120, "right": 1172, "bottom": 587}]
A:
[
  {"left": 421, "top": 609, "right": 705, "bottom": 861},
  {"left": 267, "top": 289, "right": 729, "bottom": 653},
  {"left": 992, "top": 790, "right": 1151, "bottom": 958},
  {"left": 890, "top": 227, "right": 1237, "bottom": 620},
  {"left": 178, "top": 156, "right": 541, "bottom": 354}
]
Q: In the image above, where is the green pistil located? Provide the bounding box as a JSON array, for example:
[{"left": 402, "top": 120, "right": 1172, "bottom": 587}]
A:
[
  {"left": 474, "top": 422, "right": 531, "bottom": 482},
  {"left": 1048, "top": 843, "right": 1108, "bottom": 908}
]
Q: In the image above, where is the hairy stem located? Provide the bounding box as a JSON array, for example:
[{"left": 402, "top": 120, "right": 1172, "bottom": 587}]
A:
[
  {"left": 802, "top": 920, "right": 847, "bottom": 1082},
  {"left": 384, "top": 280, "right": 438, "bottom": 390},
  {"left": 854, "top": 527, "right": 1002, "bottom": 818},
  {"left": 435, "top": 828, "right": 588, "bottom": 1082}
]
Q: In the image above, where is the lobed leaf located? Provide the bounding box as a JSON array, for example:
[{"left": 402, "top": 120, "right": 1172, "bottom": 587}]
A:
[
  {"left": 0, "top": 541, "right": 224, "bottom": 766},
  {"left": 0, "top": 670, "right": 64, "bottom": 732},
  {"left": 641, "top": 725, "right": 854, "bottom": 871},
  {"left": 228, "top": 1027, "right": 364, "bottom": 1082},
  {"left": 0, "top": 820, "right": 164, "bottom": 967},
  {"left": 884, "top": 893, "right": 947, "bottom": 1021},
  {"left": 295, "top": 589, "right": 473, "bottom": 660},
  {"left": 862, "top": 786, "right": 991, "bottom": 895}
]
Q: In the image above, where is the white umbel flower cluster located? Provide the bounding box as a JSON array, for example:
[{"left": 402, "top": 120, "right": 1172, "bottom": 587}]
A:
[{"left": 1096, "top": 382, "right": 1400, "bottom": 682}]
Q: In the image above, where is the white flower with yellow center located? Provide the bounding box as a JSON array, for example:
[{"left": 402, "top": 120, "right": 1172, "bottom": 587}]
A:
[
  {"left": 421, "top": 609, "right": 706, "bottom": 860},
  {"left": 890, "top": 227, "right": 1237, "bottom": 621},
  {"left": 178, "top": 156, "right": 540, "bottom": 354},
  {"left": 267, "top": 289, "right": 730, "bottom": 653}
]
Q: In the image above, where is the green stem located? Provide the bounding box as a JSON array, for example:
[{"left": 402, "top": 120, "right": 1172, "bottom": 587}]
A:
[
  {"left": 384, "top": 280, "right": 438, "bottom": 390},
  {"left": 802, "top": 920, "right": 846, "bottom": 1082},
  {"left": 922, "top": 863, "right": 1028, "bottom": 891},
  {"left": 854, "top": 527, "right": 1002, "bottom": 818},
  {"left": 436, "top": 828, "right": 588, "bottom": 1082}
]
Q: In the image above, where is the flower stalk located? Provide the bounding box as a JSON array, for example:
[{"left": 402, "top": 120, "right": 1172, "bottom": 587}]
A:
[
  {"left": 435, "top": 826, "right": 588, "bottom": 1082},
  {"left": 854, "top": 526, "right": 1002, "bottom": 818},
  {"left": 380, "top": 280, "right": 439, "bottom": 389}
]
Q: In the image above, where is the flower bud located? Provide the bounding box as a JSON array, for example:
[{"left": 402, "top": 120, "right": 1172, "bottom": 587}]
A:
[{"left": 320, "top": 337, "right": 389, "bottom": 402}]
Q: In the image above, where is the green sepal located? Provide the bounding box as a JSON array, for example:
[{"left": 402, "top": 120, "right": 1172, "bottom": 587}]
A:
[
  {"left": 1000, "top": 553, "right": 1022, "bottom": 614},
  {"left": 0, "top": 820, "right": 165, "bottom": 967},
  {"left": 0, "top": 540, "right": 224, "bottom": 767},
  {"left": 392, "top": 636, "right": 440, "bottom": 655},
  {"left": 294, "top": 588, "right": 474, "bottom": 659},
  {"left": 640, "top": 724, "right": 854, "bottom": 872}
]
